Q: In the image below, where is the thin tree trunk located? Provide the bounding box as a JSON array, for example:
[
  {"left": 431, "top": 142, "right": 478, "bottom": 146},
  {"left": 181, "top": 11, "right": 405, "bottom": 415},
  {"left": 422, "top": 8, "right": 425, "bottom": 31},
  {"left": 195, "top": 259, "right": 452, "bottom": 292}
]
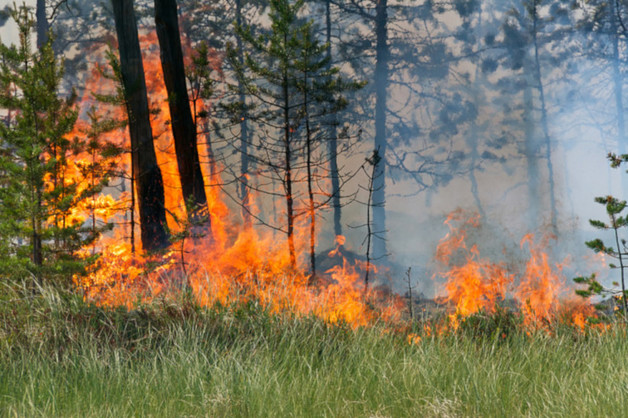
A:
[
  {"left": 468, "top": 9, "right": 485, "bottom": 219},
  {"left": 326, "top": 0, "right": 342, "bottom": 237},
  {"left": 304, "top": 70, "right": 316, "bottom": 277},
  {"left": 365, "top": 150, "right": 380, "bottom": 292},
  {"left": 531, "top": 4, "right": 557, "bottom": 234},
  {"left": 283, "top": 56, "right": 296, "bottom": 269},
  {"left": 111, "top": 0, "right": 169, "bottom": 251},
  {"left": 523, "top": 75, "right": 540, "bottom": 231},
  {"left": 36, "top": 0, "right": 49, "bottom": 50},
  {"left": 611, "top": 0, "right": 627, "bottom": 197},
  {"left": 236, "top": 0, "right": 252, "bottom": 227},
  {"left": 154, "top": 0, "right": 210, "bottom": 228},
  {"left": 372, "top": 0, "right": 388, "bottom": 260}
]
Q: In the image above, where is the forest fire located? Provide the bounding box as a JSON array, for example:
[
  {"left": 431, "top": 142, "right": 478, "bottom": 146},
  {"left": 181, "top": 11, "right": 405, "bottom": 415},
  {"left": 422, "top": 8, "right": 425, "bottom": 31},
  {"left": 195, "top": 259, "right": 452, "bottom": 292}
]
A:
[
  {"left": 434, "top": 209, "right": 602, "bottom": 333},
  {"left": 62, "top": 29, "right": 606, "bottom": 335}
]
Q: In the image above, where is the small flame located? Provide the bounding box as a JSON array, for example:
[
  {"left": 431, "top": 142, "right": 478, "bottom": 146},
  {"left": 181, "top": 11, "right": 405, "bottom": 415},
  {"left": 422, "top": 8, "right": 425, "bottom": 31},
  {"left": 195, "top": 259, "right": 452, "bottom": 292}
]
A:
[{"left": 435, "top": 210, "right": 602, "bottom": 332}]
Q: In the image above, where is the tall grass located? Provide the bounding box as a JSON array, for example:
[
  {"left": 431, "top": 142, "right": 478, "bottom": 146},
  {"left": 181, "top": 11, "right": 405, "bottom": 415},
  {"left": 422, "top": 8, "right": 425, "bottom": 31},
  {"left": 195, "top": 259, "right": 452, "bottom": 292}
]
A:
[{"left": 1, "top": 279, "right": 627, "bottom": 417}]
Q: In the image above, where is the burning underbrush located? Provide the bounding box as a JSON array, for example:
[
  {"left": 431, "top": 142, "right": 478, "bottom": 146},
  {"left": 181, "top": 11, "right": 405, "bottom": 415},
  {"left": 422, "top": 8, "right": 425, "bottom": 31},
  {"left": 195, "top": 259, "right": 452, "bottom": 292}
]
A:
[
  {"left": 427, "top": 209, "right": 609, "bottom": 337},
  {"left": 65, "top": 34, "right": 614, "bottom": 338},
  {"left": 73, "top": 206, "right": 614, "bottom": 338}
]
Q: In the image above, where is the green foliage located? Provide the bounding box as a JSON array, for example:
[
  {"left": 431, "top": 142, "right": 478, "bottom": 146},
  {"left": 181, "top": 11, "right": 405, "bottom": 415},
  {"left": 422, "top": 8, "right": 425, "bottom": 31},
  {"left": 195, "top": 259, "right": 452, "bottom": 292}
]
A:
[
  {"left": 1, "top": 284, "right": 627, "bottom": 417},
  {"left": 453, "top": 306, "right": 522, "bottom": 342},
  {"left": 0, "top": 6, "right": 116, "bottom": 284},
  {"left": 574, "top": 153, "right": 628, "bottom": 317}
]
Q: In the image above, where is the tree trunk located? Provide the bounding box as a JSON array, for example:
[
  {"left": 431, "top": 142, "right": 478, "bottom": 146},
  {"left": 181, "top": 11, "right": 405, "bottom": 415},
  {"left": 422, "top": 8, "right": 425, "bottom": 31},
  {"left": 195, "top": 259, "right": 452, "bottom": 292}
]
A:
[
  {"left": 283, "top": 50, "right": 296, "bottom": 269},
  {"left": 523, "top": 72, "right": 540, "bottom": 231},
  {"left": 36, "top": 0, "right": 49, "bottom": 49},
  {"left": 372, "top": 0, "right": 388, "bottom": 260},
  {"left": 154, "top": 0, "right": 210, "bottom": 228},
  {"left": 304, "top": 70, "right": 316, "bottom": 277},
  {"left": 611, "top": 1, "right": 627, "bottom": 196},
  {"left": 111, "top": 0, "right": 169, "bottom": 251},
  {"left": 326, "top": 0, "right": 342, "bottom": 238},
  {"left": 236, "top": 0, "right": 252, "bottom": 227},
  {"left": 468, "top": 9, "right": 485, "bottom": 219},
  {"left": 531, "top": 4, "right": 557, "bottom": 234}
]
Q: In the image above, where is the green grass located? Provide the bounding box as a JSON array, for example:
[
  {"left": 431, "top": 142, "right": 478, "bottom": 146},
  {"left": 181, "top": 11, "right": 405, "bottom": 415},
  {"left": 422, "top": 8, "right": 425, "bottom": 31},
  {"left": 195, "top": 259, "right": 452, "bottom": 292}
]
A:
[{"left": 1, "top": 280, "right": 627, "bottom": 417}]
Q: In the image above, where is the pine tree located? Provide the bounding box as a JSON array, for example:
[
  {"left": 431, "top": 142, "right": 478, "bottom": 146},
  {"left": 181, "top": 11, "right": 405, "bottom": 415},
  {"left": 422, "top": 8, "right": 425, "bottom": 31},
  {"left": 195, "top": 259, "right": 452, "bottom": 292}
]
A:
[
  {"left": 229, "top": 0, "right": 363, "bottom": 271},
  {"left": 0, "top": 6, "right": 103, "bottom": 283}
]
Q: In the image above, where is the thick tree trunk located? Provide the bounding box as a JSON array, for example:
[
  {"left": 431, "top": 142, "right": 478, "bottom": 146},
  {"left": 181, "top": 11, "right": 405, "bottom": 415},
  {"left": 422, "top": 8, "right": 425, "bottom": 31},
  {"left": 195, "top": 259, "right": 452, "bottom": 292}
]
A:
[
  {"left": 111, "top": 0, "right": 169, "bottom": 251},
  {"left": 154, "top": 0, "right": 210, "bottom": 227},
  {"left": 372, "top": 0, "right": 388, "bottom": 260}
]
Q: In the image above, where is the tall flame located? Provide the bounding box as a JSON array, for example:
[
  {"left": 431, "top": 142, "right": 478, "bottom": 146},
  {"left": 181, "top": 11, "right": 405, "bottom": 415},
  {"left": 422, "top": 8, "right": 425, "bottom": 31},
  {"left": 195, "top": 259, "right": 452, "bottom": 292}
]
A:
[
  {"left": 68, "top": 32, "right": 401, "bottom": 328},
  {"left": 436, "top": 209, "right": 513, "bottom": 317}
]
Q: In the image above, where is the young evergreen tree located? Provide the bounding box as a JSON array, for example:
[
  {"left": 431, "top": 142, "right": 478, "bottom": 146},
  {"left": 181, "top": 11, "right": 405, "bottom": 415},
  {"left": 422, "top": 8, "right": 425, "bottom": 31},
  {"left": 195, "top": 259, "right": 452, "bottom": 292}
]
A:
[
  {"left": 229, "top": 0, "right": 362, "bottom": 271},
  {"left": 293, "top": 22, "right": 364, "bottom": 275},
  {"left": 0, "top": 6, "right": 101, "bottom": 283}
]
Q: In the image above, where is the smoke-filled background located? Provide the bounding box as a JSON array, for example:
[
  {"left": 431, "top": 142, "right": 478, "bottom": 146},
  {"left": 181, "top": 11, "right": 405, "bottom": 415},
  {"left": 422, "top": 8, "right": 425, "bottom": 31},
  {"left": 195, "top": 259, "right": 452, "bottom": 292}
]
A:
[{"left": 0, "top": 0, "right": 623, "bottom": 296}]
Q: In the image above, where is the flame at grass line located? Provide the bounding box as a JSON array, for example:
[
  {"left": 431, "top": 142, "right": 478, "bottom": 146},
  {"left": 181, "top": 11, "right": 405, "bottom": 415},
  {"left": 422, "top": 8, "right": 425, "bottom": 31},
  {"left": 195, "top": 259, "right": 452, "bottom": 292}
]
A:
[
  {"left": 65, "top": 33, "right": 603, "bottom": 333},
  {"left": 69, "top": 32, "right": 403, "bottom": 328},
  {"left": 435, "top": 209, "right": 602, "bottom": 332}
]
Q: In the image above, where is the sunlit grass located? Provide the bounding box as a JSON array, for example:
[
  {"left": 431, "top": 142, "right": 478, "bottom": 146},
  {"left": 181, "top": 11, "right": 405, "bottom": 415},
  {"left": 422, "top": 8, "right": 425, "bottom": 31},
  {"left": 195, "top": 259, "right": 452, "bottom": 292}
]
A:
[{"left": 1, "top": 279, "right": 627, "bottom": 417}]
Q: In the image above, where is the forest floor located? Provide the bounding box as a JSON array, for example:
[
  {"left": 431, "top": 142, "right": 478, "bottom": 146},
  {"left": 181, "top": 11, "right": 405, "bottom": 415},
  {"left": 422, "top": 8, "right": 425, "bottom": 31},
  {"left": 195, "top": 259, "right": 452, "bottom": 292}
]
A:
[{"left": 1, "top": 279, "right": 627, "bottom": 417}]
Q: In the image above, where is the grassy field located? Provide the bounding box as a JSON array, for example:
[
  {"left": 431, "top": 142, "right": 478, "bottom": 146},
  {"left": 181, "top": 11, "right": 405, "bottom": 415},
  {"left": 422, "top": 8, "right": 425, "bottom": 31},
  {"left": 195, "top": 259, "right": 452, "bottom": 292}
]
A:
[{"left": 1, "top": 281, "right": 627, "bottom": 417}]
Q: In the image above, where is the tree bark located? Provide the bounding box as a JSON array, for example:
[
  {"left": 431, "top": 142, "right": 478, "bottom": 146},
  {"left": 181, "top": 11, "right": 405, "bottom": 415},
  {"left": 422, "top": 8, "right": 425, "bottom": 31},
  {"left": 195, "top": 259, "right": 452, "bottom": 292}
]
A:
[
  {"left": 326, "top": 0, "right": 342, "bottom": 238},
  {"left": 284, "top": 66, "right": 296, "bottom": 270},
  {"left": 111, "top": 0, "right": 169, "bottom": 251},
  {"left": 36, "top": 0, "right": 49, "bottom": 50},
  {"left": 372, "top": 0, "right": 388, "bottom": 260},
  {"left": 236, "top": 0, "right": 252, "bottom": 227},
  {"left": 154, "top": 0, "right": 210, "bottom": 227}
]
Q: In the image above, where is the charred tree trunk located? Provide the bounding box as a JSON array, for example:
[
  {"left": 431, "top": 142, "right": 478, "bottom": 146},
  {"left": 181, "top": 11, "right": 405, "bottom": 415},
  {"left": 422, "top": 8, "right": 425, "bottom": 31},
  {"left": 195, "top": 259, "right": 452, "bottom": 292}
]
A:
[
  {"left": 372, "top": 0, "right": 388, "bottom": 260},
  {"left": 364, "top": 149, "right": 381, "bottom": 292},
  {"left": 154, "top": 0, "right": 210, "bottom": 228},
  {"left": 326, "top": 0, "right": 342, "bottom": 238},
  {"left": 111, "top": 0, "right": 169, "bottom": 251}
]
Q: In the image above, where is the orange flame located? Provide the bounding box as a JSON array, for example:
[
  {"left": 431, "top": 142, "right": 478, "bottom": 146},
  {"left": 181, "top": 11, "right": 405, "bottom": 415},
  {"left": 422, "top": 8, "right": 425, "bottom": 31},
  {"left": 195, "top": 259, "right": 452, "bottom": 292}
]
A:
[
  {"left": 436, "top": 210, "right": 602, "bottom": 332},
  {"left": 68, "top": 32, "right": 400, "bottom": 329},
  {"left": 436, "top": 210, "right": 512, "bottom": 317}
]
